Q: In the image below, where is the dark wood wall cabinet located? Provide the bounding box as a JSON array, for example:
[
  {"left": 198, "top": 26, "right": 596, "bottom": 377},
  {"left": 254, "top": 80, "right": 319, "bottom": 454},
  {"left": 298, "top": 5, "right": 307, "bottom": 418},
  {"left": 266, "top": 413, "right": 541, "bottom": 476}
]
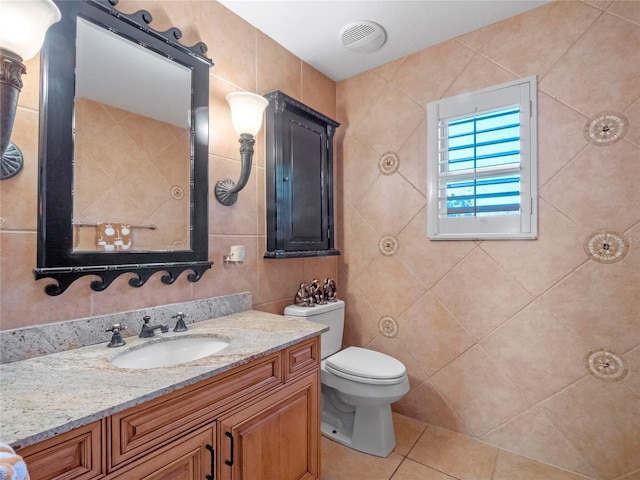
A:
[{"left": 264, "top": 91, "right": 340, "bottom": 259}]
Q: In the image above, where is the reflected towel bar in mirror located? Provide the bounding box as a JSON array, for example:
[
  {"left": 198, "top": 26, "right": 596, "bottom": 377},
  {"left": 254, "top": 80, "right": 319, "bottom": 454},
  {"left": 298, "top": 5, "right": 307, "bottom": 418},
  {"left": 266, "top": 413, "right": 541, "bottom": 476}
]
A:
[{"left": 73, "top": 222, "right": 157, "bottom": 230}]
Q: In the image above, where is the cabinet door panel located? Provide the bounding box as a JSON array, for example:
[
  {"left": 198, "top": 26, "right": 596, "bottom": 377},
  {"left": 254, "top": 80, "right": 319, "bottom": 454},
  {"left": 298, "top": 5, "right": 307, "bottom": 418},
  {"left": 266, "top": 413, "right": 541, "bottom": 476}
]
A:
[
  {"left": 108, "top": 425, "right": 214, "bottom": 480},
  {"left": 220, "top": 372, "right": 319, "bottom": 480},
  {"left": 283, "top": 109, "right": 327, "bottom": 251},
  {"left": 285, "top": 337, "right": 320, "bottom": 382},
  {"left": 17, "top": 421, "right": 104, "bottom": 480}
]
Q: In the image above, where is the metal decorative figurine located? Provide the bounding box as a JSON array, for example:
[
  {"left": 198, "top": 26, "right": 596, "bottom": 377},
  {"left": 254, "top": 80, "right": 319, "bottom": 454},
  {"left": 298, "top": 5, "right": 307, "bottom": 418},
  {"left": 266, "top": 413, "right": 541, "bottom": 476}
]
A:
[{"left": 294, "top": 277, "right": 337, "bottom": 306}]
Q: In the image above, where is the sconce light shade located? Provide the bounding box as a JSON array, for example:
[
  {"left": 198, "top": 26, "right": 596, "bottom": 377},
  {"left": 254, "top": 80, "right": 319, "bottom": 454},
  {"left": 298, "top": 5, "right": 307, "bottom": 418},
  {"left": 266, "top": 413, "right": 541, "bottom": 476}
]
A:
[
  {"left": 0, "top": 0, "right": 61, "bottom": 61},
  {"left": 0, "top": 0, "right": 61, "bottom": 180},
  {"left": 215, "top": 92, "right": 269, "bottom": 206},
  {"left": 226, "top": 92, "right": 269, "bottom": 137}
]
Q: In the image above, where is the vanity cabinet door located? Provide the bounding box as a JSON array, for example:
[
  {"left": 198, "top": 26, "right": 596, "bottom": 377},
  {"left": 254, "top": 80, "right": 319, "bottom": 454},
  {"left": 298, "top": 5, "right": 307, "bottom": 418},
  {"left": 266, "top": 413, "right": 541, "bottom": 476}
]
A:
[
  {"left": 219, "top": 371, "right": 320, "bottom": 480},
  {"left": 106, "top": 424, "right": 215, "bottom": 480}
]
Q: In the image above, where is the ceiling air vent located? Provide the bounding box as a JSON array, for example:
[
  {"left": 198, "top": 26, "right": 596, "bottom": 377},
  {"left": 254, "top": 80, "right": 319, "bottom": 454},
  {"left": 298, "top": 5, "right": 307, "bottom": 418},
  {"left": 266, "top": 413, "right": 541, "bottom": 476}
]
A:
[{"left": 339, "top": 21, "right": 387, "bottom": 54}]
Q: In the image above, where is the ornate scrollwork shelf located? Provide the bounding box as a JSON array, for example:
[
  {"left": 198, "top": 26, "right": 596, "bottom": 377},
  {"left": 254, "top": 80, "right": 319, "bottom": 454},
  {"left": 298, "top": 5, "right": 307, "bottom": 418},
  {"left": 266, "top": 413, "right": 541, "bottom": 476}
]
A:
[{"left": 34, "top": 261, "right": 212, "bottom": 296}]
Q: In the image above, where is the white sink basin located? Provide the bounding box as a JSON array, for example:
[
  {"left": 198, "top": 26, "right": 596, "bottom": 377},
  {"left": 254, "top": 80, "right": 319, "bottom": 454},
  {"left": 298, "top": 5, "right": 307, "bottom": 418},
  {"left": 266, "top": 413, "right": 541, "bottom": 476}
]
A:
[{"left": 112, "top": 336, "right": 229, "bottom": 369}]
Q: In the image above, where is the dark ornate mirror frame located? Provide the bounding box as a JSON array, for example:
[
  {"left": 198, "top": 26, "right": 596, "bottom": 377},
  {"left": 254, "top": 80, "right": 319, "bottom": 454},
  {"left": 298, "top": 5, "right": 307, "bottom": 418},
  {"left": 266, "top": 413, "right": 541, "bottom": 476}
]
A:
[{"left": 34, "top": 0, "right": 213, "bottom": 296}]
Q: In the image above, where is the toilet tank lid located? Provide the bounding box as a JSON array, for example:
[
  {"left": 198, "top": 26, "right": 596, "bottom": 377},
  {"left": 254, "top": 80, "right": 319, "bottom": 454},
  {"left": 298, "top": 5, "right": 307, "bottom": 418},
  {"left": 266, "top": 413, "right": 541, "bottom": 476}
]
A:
[
  {"left": 326, "top": 346, "right": 406, "bottom": 380},
  {"left": 284, "top": 299, "right": 344, "bottom": 317}
]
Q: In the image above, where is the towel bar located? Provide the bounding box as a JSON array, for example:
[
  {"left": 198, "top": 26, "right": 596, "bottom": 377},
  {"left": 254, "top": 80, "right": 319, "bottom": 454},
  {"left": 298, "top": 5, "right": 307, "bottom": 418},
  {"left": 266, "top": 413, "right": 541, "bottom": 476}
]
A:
[{"left": 73, "top": 222, "right": 157, "bottom": 230}]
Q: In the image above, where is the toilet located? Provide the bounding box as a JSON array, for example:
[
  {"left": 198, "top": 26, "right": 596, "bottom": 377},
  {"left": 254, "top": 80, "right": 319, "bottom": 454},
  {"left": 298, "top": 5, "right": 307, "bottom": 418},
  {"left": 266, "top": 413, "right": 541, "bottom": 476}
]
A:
[{"left": 284, "top": 299, "right": 409, "bottom": 457}]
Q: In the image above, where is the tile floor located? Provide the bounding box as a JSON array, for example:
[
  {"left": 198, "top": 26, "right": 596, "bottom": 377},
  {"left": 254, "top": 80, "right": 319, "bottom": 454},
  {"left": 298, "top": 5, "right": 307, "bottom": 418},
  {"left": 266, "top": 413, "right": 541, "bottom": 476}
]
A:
[{"left": 320, "top": 413, "right": 592, "bottom": 480}]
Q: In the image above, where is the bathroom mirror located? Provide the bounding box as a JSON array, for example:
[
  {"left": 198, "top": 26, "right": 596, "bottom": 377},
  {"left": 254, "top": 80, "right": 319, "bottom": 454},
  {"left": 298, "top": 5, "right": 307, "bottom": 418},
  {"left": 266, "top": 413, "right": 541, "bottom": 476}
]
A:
[{"left": 34, "top": 0, "right": 213, "bottom": 295}]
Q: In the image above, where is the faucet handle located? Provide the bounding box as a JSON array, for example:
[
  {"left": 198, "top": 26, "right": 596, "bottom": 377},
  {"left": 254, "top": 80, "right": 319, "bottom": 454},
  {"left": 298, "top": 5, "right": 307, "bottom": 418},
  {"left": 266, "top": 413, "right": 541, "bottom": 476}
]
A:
[
  {"left": 172, "top": 312, "right": 189, "bottom": 332},
  {"left": 106, "top": 323, "right": 126, "bottom": 333}
]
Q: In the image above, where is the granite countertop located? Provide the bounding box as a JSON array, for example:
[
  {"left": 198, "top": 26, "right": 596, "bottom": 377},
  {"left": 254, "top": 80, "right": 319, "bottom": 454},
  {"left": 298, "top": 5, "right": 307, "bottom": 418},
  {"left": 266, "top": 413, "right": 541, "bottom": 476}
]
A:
[{"left": 0, "top": 310, "right": 327, "bottom": 449}]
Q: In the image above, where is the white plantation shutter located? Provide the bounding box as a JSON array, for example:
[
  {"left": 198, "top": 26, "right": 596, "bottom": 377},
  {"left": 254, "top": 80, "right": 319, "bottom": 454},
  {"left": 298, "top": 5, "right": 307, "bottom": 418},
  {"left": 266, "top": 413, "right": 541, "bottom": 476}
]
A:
[{"left": 427, "top": 77, "right": 538, "bottom": 240}]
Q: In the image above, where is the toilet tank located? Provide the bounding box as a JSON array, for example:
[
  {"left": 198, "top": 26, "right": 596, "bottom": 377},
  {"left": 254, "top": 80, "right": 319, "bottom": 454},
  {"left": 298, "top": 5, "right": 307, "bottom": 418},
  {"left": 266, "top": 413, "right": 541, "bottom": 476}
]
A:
[{"left": 284, "top": 300, "right": 344, "bottom": 359}]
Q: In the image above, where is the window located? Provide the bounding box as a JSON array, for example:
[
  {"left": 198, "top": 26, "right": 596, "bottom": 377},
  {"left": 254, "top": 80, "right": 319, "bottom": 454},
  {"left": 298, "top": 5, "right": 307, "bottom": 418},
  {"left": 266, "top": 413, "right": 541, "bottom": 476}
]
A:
[{"left": 427, "top": 77, "right": 537, "bottom": 240}]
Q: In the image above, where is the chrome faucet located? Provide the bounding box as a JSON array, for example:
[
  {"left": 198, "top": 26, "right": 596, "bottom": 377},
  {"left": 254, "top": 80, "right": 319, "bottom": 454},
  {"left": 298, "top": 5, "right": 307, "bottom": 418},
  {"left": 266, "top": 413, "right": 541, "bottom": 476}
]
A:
[
  {"left": 139, "top": 315, "right": 169, "bottom": 338},
  {"left": 172, "top": 312, "right": 189, "bottom": 332}
]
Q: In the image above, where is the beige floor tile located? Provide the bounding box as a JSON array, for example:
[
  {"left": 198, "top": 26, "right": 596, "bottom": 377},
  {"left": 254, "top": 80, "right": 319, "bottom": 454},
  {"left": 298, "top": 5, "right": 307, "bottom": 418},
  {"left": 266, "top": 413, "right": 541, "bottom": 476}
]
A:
[
  {"left": 319, "top": 420, "right": 604, "bottom": 480},
  {"left": 392, "top": 413, "right": 428, "bottom": 456},
  {"left": 391, "top": 459, "right": 457, "bottom": 480},
  {"left": 320, "top": 439, "right": 404, "bottom": 480},
  {"left": 408, "top": 425, "right": 498, "bottom": 480},
  {"left": 492, "top": 450, "right": 593, "bottom": 480}
]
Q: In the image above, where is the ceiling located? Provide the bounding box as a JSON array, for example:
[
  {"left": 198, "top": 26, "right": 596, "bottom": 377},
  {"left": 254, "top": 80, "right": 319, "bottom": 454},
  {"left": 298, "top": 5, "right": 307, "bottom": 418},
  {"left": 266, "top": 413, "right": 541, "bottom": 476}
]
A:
[{"left": 218, "top": 0, "right": 549, "bottom": 82}]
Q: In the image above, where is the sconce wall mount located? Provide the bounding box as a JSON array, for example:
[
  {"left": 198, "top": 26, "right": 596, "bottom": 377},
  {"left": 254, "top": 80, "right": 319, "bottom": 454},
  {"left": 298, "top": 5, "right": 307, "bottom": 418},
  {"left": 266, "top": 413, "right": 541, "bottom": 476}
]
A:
[
  {"left": 215, "top": 133, "right": 256, "bottom": 206},
  {"left": 0, "top": 48, "right": 26, "bottom": 179}
]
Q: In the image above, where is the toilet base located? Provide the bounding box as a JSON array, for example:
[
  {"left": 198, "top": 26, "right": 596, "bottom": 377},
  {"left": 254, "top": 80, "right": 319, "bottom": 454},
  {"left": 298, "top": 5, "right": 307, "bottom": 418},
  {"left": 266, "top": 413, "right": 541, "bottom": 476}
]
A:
[{"left": 321, "top": 384, "right": 396, "bottom": 457}]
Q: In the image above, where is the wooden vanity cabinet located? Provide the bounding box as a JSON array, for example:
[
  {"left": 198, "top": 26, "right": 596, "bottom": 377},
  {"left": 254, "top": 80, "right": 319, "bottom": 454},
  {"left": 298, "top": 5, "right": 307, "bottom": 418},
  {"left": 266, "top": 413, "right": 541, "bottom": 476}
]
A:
[{"left": 16, "top": 336, "right": 321, "bottom": 480}]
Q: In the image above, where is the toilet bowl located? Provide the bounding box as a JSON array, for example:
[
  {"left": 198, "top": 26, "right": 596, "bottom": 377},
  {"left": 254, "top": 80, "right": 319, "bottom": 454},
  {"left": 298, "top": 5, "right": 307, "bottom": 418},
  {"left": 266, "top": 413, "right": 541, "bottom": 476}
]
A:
[{"left": 284, "top": 300, "right": 409, "bottom": 457}]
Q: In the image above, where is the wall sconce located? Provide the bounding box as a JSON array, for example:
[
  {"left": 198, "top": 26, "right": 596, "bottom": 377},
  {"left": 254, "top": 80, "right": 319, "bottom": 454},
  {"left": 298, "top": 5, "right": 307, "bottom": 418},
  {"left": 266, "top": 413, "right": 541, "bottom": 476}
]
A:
[
  {"left": 215, "top": 92, "right": 269, "bottom": 206},
  {"left": 0, "top": 0, "right": 60, "bottom": 180}
]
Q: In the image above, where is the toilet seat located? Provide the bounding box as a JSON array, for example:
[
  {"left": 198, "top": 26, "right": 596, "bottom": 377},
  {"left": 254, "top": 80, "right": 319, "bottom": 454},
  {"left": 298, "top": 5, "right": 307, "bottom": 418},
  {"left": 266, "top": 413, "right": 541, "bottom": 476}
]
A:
[{"left": 325, "top": 347, "right": 407, "bottom": 385}]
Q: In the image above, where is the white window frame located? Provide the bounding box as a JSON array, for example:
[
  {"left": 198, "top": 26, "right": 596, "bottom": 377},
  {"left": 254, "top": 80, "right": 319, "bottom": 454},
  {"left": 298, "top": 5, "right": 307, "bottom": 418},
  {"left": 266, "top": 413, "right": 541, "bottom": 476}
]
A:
[{"left": 427, "top": 76, "right": 538, "bottom": 240}]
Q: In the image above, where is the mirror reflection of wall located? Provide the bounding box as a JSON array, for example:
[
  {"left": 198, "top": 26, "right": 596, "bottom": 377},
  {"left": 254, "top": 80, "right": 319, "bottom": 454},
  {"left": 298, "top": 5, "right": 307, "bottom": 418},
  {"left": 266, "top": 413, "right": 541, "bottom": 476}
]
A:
[{"left": 72, "top": 17, "right": 192, "bottom": 252}]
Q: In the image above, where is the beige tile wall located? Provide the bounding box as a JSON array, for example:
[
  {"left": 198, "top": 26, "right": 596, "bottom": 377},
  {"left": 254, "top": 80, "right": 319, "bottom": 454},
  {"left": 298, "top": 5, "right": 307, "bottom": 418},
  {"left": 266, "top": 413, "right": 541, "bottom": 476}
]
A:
[
  {"left": 0, "top": 0, "right": 337, "bottom": 329},
  {"left": 335, "top": 2, "right": 639, "bottom": 479},
  {"left": 1, "top": 1, "right": 638, "bottom": 478}
]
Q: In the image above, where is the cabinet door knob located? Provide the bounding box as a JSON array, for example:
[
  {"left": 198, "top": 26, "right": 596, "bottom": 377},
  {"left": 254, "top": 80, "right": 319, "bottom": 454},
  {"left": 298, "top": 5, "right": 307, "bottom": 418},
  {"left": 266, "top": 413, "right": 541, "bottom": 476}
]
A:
[{"left": 283, "top": 177, "right": 289, "bottom": 181}]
